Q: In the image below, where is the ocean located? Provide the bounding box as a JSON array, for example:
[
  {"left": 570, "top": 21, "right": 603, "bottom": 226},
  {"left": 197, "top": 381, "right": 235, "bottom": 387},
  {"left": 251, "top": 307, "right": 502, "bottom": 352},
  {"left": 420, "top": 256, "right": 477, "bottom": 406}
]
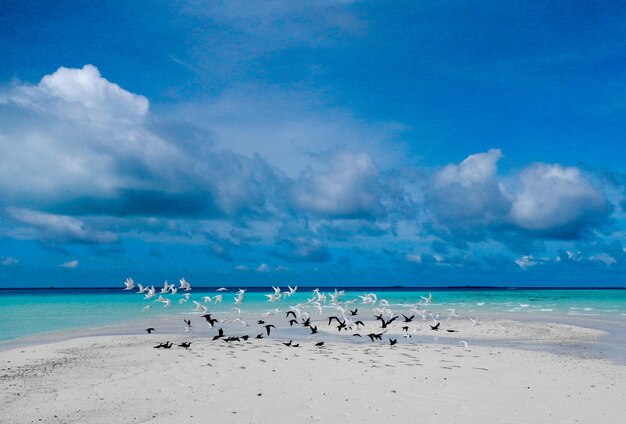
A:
[{"left": 1, "top": 286, "right": 625, "bottom": 343}]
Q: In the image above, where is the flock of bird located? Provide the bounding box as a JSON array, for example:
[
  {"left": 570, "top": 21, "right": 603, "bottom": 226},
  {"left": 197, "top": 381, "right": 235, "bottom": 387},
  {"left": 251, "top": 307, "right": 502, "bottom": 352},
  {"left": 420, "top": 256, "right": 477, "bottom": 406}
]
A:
[{"left": 122, "top": 277, "right": 473, "bottom": 351}]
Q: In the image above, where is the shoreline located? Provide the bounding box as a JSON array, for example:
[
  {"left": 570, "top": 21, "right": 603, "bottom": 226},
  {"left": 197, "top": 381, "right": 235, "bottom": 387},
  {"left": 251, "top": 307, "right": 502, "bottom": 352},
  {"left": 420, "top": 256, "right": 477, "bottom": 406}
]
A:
[{"left": 2, "top": 311, "right": 625, "bottom": 365}]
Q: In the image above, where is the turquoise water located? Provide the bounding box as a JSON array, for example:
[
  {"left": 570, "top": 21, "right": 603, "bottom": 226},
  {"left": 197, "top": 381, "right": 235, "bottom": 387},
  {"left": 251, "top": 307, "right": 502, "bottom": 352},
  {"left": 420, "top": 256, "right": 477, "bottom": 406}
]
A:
[{"left": 1, "top": 287, "right": 625, "bottom": 342}]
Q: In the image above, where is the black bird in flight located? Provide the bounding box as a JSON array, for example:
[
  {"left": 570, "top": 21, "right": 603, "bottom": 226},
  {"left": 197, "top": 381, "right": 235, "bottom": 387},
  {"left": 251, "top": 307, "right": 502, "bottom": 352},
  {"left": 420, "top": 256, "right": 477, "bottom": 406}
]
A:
[
  {"left": 381, "top": 316, "right": 399, "bottom": 329},
  {"left": 430, "top": 322, "right": 440, "bottom": 331},
  {"left": 302, "top": 317, "right": 311, "bottom": 327},
  {"left": 146, "top": 328, "right": 155, "bottom": 334},
  {"left": 256, "top": 333, "right": 264, "bottom": 339},
  {"left": 402, "top": 314, "right": 414, "bottom": 323},
  {"left": 241, "top": 335, "right": 250, "bottom": 341},
  {"left": 286, "top": 311, "right": 297, "bottom": 319},
  {"left": 354, "top": 320, "right": 365, "bottom": 326},
  {"left": 353, "top": 333, "right": 362, "bottom": 337},
  {"left": 446, "top": 329, "right": 458, "bottom": 333},
  {"left": 336, "top": 321, "right": 347, "bottom": 332},
  {"left": 374, "top": 313, "right": 383, "bottom": 320},
  {"left": 328, "top": 316, "right": 342, "bottom": 326},
  {"left": 178, "top": 342, "right": 191, "bottom": 349},
  {"left": 367, "top": 333, "right": 383, "bottom": 342},
  {"left": 389, "top": 338, "right": 398, "bottom": 346},
  {"left": 315, "top": 341, "right": 325, "bottom": 347},
  {"left": 202, "top": 314, "right": 218, "bottom": 327},
  {"left": 257, "top": 320, "right": 265, "bottom": 325},
  {"left": 288, "top": 319, "right": 298, "bottom": 327},
  {"left": 349, "top": 309, "right": 358, "bottom": 316},
  {"left": 264, "top": 324, "right": 276, "bottom": 336},
  {"left": 310, "top": 325, "right": 318, "bottom": 334},
  {"left": 184, "top": 319, "right": 191, "bottom": 327}
]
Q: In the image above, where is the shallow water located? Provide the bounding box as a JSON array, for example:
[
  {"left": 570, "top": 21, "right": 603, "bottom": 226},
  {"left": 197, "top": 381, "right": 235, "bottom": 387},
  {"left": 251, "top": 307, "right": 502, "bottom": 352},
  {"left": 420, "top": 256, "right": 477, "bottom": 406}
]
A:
[{"left": 1, "top": 286, "right": 625, "bottom": 342}]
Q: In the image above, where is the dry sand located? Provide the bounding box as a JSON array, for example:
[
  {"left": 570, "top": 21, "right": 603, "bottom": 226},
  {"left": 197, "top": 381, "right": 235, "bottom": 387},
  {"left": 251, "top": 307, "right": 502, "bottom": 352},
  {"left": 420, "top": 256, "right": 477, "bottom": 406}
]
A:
[{"left": 1, "top": 317, "right": 625, "bottom": 423}]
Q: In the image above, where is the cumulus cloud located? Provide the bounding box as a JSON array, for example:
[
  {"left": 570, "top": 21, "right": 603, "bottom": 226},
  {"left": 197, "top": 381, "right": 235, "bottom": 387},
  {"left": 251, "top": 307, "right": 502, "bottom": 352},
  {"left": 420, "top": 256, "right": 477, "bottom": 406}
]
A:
[
  {"left": 509, "top": 163, "right": 612, "bottom": 239},
  {"left": 425, "top": 149, "right": 510, "bottom": 242},
  {"left": 2, "top": 65, "right": 148, "bottom": 125},
  {"left": 425, "top": 149, "right": 613, "bottom": 248},
  {"left": 60, "top": 259, "right": 79, "bottom": 269},
  {"left": 291, "top": 151, "right": 387, "bottom": 219},
  {"left": 0, "top": 65, "right": 619, "bottom": 281},
  {"left": 0, "top": 65, "right": 286, "bottom": 222},
  {"left": 0, "top": 65, "right": 184, "bottom": 206}
]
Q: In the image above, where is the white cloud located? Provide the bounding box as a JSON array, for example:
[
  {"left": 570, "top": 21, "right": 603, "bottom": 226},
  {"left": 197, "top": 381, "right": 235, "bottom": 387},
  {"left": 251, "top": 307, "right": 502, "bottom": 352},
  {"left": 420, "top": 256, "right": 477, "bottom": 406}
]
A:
[
  {"left": 0, "top": 65, "right": 185, "bottom": 204},
  {"left": 0, "top": 65, "right": 286, "bottom": 221},
  {"left": 435, "top": 149, "right": 502, "bottom": 187},
  {"left": 589, "top": 253, "right": 616, "bottom": 266},
  {"left": 427, "top": 148, "right": 510, "bottom": 231},
  {"left": 509, "top": 164, "right": 611, "bottom": 236},
  {"left": 4, "top": 65, "right": 148, "bottom": 125},
  {"left": 292, "top": 151, "right": 386, "bottom": 218},
  {"left": 515, "top": 255, "right": 537, "bottom": 269},
  {"left": 426, "top": 149, "right": 612, "bottom": 244},
  {"left": 60, "top": 259, "right": 79, "bottom": 269},
  {"left": 256, "top": 263, "right": 270, "bottom": 272}
]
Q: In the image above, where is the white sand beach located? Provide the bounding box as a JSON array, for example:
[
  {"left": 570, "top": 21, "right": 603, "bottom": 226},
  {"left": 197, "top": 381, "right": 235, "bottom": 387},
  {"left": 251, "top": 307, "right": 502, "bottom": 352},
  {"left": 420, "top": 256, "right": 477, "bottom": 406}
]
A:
[{"left": 1, "top": 318, "right": 625, "bottom": 424}]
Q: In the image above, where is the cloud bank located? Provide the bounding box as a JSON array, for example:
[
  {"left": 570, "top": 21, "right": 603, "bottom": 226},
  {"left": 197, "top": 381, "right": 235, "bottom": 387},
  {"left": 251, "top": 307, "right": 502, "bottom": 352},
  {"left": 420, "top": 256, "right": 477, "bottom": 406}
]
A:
[{"left": 0, "top": 65, "right": 620, "bottom": 282}]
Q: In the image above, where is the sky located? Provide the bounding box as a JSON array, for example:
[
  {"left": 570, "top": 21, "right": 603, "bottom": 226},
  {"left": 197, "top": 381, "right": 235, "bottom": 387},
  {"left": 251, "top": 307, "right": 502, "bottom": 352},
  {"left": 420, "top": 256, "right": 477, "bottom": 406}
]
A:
[{"left": 1, "top": 0, "right": 626, "bottom": 287}]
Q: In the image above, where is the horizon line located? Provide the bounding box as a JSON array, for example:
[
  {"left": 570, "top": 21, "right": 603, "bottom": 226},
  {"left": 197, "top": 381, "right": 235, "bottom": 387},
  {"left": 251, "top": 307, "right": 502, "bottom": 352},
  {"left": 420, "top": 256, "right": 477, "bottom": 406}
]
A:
[{"left": 1, "top": 285, "right": 625, "bottom": 291}]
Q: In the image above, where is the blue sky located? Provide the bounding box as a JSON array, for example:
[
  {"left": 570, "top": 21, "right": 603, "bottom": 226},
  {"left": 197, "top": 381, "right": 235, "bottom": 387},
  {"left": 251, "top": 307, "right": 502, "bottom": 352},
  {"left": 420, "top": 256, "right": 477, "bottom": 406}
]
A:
[{"left": 1, "top": 0, "right": 626, "bottom": 287}]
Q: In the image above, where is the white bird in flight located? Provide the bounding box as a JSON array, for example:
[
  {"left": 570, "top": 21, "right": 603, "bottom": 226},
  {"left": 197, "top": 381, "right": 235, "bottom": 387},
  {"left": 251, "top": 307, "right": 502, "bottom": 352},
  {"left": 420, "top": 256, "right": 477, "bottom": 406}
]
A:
[
  {"left": 123, "top": 277, "right": 135, "bottom": 290},
  {"left": 179, "top": 278, "right": 192, "bottom": 291}
]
